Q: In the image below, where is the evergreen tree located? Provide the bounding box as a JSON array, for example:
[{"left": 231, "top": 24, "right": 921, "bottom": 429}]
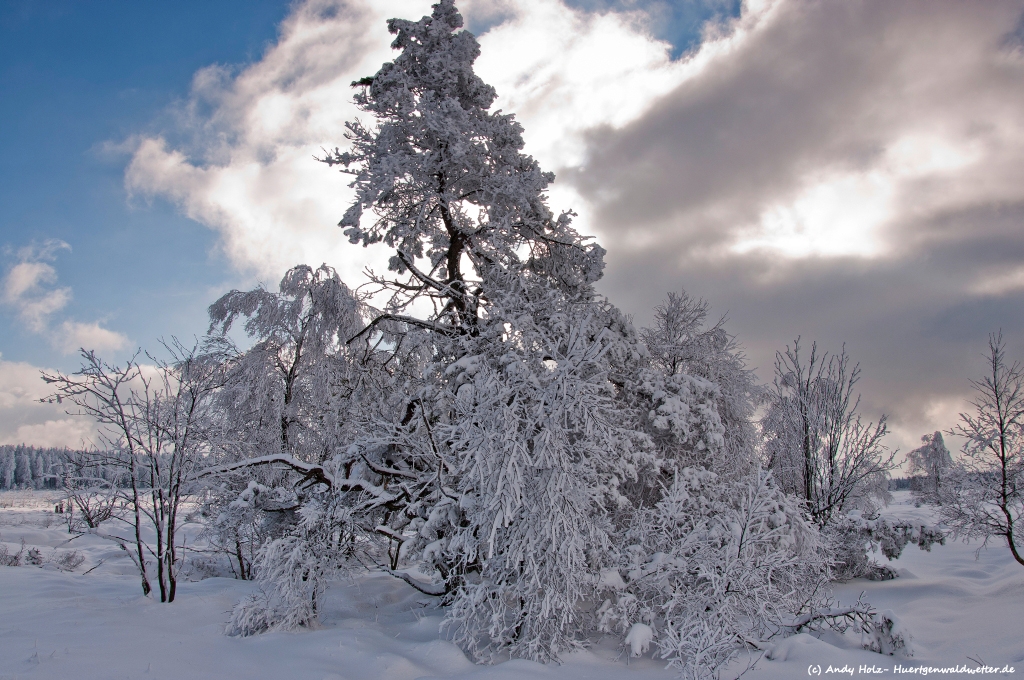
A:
[
  {"left": 0, "top": 450, "right": 13, "bottom": 489},
  {"left": 14, "top": 448, "right": 31, "bottom": 488},
  {"left": 314, "top": 1, "right": 646, "bottom": 659}
]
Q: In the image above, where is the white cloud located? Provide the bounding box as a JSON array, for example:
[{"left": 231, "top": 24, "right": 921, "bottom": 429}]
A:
[
  {"left": 126, "top": 0, "right": 431, "bottom": 284},
  {"left": 123, "top": 0, "right": 710, "bottom": 280},
  {"left": 56, "top": 321, "right": 130, "bottom": 356},
  {"left": 475, "top": 0, "right": 686, "bottom": 169},
  {"left": 2, "top": 240, "right": 72, "bottom": 333},
  {"left": 8, "top": 419, "right": 95, "bottom": 450},
  {"left": 3, "top": 261, "right": 59, "bottom": 304},
  {"left": 1, "top": 240, "right": 130, "bottom": 355},
  {"left": 0, "top": 355, "right": 96, "bottom": 448}
]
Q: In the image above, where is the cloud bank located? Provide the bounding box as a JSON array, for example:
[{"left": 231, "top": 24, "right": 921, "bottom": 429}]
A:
[
  {"left": 574, "top": 0, "right": 1024, "bottom": 449},
  {"left": 124, "top": 0, "right": 1024, "bottom": 454},
  {"left": 0, "top": 355, "right": 95, "bottom": 447}
]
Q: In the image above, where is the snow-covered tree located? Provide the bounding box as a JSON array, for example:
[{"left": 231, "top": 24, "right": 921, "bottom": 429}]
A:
[
  {"left": 906, "top": 431, "right": 952, "bottom": 500},
  {"left": 938, "top": 332, "right": 1024, "bottom": 567},
  {"left": 200, "top": 263, "right": 368, "bottom": 582},
  {"left": 312, "top": 0, "right": 650, "bottom": 659},
  {"left": 14, "top": 449, "right": 31, "bottom": 487},
  {"left": 640, "top": 290, "right": 762, "bottom": 474},
  {"left": 217, "top": 4, "right": 839, "bottom": 674},
  {"left": 0, "top": 453, "right": 12, "bottom": 489},
  {"left": 207, "top": 263, "right": 365, "bottom": 461},
  {"left": 762, "top": 338, "right": 895, "bottom": 527},
  {"left": 43, "top": 342, "right": 223, "bottom": 601}
]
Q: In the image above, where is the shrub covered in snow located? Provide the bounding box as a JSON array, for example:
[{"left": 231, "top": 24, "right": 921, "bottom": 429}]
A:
[
  {"left": 597, "top": 468, "right": 825, "bottom": 679},
  {"left": 828, "top": 510, "right": 946, "bottom": 581}
]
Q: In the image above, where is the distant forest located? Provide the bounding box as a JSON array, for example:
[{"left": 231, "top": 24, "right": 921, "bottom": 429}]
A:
[
  {"left": 0, "top": 445, "right": 120, "bottom": 490},
  {"left": 0, "top": 445, "right": 67, "bottom": 489},
  {"left": 0, "top": 442, "right": 921, "bottom": 493}
]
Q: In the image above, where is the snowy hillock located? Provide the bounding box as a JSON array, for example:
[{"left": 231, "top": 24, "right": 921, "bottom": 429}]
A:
[{"left": 1, "top": 489, "right": 1021, "bottom": 679}]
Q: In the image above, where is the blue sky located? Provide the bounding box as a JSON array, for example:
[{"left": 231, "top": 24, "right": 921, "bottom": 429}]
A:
[
  {"left": 0, "top": 0, "right": 291, "bottom": 368},
  {"left": 2, "top": 0, "right": 1023, "bottom": 452}
]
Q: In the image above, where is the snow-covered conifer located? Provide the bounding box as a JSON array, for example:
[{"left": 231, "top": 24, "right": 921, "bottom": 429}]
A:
[
  {"left": 317, "top": 0, "right": 647, "bottom": 659},
  {"left": 906, "top": 431, "right": 952, "bottom": 500}
]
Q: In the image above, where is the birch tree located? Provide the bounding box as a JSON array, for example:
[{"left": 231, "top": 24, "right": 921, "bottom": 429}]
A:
[
  {"left": 762, "top": 338, "right": 895, "bottom": 527},
  {"left": 939, "top": 332, "right": 1024, "bottom": 567},
  {"left": 42, "top": 341, "right": 222, "bottom": 602},
  {"left": 201, "top": 263, "right": 368, "bottom": 582}
]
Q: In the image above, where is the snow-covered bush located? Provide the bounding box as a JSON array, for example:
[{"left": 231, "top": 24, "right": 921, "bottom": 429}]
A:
[
  {"left": 199, "top": 480, "right": 298, "bottom": 580},
  {"left": 827, "top": 510, "right": 946, "bottom": 581},
  {"left": 432, "top": 298, "right": 652, "bottom": 662},
  {"left": 228, "top": 489, "right": 360, "bottom": 635},
  {"left": 788, "top": 594, "right": 914, "bottom": 657},
  {"left": 598, "top": 468, "right": 825, "bottom": 679},
  {"left": 0, "top": 537, "right": 25, "bottom": 567},
  {"left": 49, "top": 549, "right": 85, "bottom": 572},
  {"left": 199, "top": 263, "right": 370, "bottom": 583}
]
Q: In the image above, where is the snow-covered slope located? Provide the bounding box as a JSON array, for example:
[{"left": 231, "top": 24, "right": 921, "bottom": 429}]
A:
[{"left": 1, "top": 491, "right": 1021, "bottom": 679}]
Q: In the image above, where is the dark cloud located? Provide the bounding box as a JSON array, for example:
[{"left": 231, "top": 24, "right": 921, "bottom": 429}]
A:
[{"left": 575, "top": 0, "right": 1024, "bottom": 450}]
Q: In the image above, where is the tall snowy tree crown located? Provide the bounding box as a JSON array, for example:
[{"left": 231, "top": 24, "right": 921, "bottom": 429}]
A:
[{"left": 324, "top": 0, "right": 604, "bottom": 317}]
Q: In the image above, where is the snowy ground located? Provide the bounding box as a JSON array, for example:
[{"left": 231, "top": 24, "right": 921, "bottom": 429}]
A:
[{"left": 0, "top": 490, "right": 1021, "bottom": 679}]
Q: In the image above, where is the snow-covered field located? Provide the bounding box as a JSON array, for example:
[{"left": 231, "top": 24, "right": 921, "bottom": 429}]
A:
[{"left": 0, "top": 491, "right": 1021, "bottom": 680}]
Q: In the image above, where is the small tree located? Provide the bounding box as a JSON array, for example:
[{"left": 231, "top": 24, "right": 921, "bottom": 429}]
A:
[
  {"left": 200, "top": 264, "right": 367, "bottom": 581},
  {"left": 43, "top": 341, "right": 222, "bottom": 601},
  {"left": 939, "top": 332, "right": 1024, "bottom": 567},
  {"left": 906, "top": 431, "right": 952, "bottom": 500},
  {"left": 762, "top": 338, "right": 895, "bottom": 527},
  {"left": 207, "top": 264, "right": 365, "bottom": 460},
  {"left": 641, "top": 290, "right": 762, "bottom": 472},
  {"left": 60, "top": 446, "right": 119, "bottom": 531}
]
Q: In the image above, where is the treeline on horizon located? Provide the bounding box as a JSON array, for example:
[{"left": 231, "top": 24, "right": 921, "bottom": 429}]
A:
[
  {"left": 0, "top": 442, "right": 923, "bottom": 493},
  {"left": 0, "top": 444, "right": 116, "bottom": 491}
]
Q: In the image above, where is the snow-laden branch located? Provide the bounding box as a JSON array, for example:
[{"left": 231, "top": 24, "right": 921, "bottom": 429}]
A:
[
  {"left": 384, "top": 568, "right": 448, "bottom": 596},
  {"left": 786, "top": 604, "right": 873, "bottom": 630},
  {"left": 203, "top": 454, "right": 398, "bottom": 502}
]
